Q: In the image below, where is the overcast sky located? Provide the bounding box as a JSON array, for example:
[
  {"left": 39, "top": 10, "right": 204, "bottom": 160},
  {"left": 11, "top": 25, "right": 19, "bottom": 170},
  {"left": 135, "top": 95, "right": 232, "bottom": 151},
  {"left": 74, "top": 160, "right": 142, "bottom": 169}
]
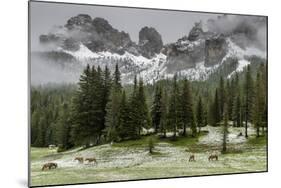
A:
[{"left": 30, "top": 1, "right": 221, "bottom": 50}]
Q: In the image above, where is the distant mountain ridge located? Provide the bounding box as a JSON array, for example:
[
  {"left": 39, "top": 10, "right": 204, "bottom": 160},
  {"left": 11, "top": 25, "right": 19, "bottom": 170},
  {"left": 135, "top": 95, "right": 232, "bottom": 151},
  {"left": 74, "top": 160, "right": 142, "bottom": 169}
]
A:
[{"left": 32, "top": 14, "right": 266, "bottom": 85}]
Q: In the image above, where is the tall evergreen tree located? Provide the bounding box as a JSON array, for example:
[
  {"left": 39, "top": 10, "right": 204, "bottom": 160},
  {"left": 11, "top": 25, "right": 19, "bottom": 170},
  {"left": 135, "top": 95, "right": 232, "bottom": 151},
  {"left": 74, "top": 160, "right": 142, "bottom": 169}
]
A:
[
  {"left": 71, "top": 64, "right": 95, "bottom": 146},
  {"left": 196, "top": 96, "right": 204, "bottom": 133},
  {"left": 203, "top": 107, "right": 208, "bottom": 127},
  {"left": 179, "top": 78, "right": 194, "bottom": 136},
  {"left": 244, "top": 65, "right": 254, "bottom": 138},
  {"left": 258, "top": 63, "right": 267, "bottom": 135},
  {"left": 168, "top": 75, "right": 180, "bottom": 139},
  {"left": 219, "top": 76, "right": 225, "bottom": 120},
  {"left": 226, "top": 79, "right": 234, "bottom": 120},
  {"left": 31, "top": 109, "right": 41, "bottom": 145},
  {"left": 213, "top": 89, "right": 221, "bottom": 126},
  {"left": 71, "top": 65, "right": 108, "bottom": 146},
  {"left": 129, "top": 76, "right": 141, "bottom": 139},
  {"left": 93, "top": 66, "right": 107, "bottom": 144},
  {"left": 113, "top": 64, "right": 122, "bottom": 91},
  {"left": 57, "top": 103, "right": 73, "bottom": 151},
  {"left": 232, "top": 92, "right": 242, "bottom": 127},
  {"left": 160, "top": 88, "right": 168, "bottom": 137},
  {"left": 34, "top": 114, "right": 47, "bottom": 147},
  {"left": 105, "top": 64, "right": 122, "bottom": 142},
  {"left": 100, "top": 66, "right": 112, "bottom": 136},
  {"left": 253, "top": 71, "right": 263, "bottom": 137},
  {"left": 222, "top": 103, "right": 228, "bottom": 153},
  {"left": 138, "top": 78, "right": 151, "bottom": 133},
  {"left": 117, "top": 91, "right": 131, "bottom": 140},
  {"left": 232, "top": 73, "right": 242, "bottom": 127},
  {"left": 190, "top": 114, "right": 197, "bottom": 137},
  {"left": 151, "top": 85, "right": 162, "bottom": 132}
]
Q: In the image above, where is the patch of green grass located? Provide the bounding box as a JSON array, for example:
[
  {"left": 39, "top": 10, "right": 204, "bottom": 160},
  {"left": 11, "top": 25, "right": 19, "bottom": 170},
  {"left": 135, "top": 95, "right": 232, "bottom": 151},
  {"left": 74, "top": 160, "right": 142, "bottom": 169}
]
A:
[
  {"left": 113, "top": 135, "right": 159, "bottom": 147},
  {"left": 247, "top": 135, "right": 267, "bottom": 146},
  {"left": 161, "top": 132, "right": 207, "bottom": 147},
  {"left": 113, "top": 132, "right": 209, "bottom": 153},
  {"left": 31, "top": 146, "right": 267, "bottom": 187},
  {"left": 31, "top": 147, "right": 58, "bottom": 161},
  {"left": 113, "top": 132, "right": 207, "bottom": 149},
  {"left": 30, "top": 129, "right": 267, "bottom": 187}
]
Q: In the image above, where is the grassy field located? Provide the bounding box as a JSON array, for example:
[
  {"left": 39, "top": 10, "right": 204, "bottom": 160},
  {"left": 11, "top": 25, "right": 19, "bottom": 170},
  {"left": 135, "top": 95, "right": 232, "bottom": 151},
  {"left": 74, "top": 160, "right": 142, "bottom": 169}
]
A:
[{"left": 30, "top": 125, "right": 267, "bottom": 187}]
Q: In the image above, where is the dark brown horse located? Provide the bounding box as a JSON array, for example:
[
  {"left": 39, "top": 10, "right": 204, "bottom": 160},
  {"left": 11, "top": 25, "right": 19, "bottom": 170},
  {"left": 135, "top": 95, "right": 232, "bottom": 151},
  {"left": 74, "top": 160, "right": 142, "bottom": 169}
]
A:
[
  {"left": 74, "top": 157, "right": 84, "bottom": 163},
  {"left": 189, "top": 154, "right": 195, "bottom": 162},
  {"left": 208, "top": 154, "right": 218, "bottom": 161},
  {"left": 42, "top": 162, "right": 58, "bottom": 171}
]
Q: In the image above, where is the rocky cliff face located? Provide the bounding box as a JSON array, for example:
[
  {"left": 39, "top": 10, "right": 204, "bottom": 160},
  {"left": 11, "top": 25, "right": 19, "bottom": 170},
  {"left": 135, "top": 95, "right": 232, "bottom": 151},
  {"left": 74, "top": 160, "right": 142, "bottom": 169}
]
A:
[
  {"left": 33, "top": 14, "right": 266, "bottom": 85},
  {"left": 138, "top": 27, "right": 163, "bottom": 58},
  {"left": 39, "top": 14, "right": 164, "bottom": 58},
  {"left": 205, "top": 35, "right": 227, "bottom": 67},
  {"left": 164, "top": 22, "right": 211, "bottom": 71},
  {"left": 187, "top": 22, "right": 205, "bottom": 41}
]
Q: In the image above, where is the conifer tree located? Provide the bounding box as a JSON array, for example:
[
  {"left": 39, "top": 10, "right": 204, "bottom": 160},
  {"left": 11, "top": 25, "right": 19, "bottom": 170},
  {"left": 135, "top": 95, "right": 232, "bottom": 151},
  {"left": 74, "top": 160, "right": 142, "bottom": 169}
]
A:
[
  {"left": 129, "top": 76, "right": 141, "bottom": 139},
  {"left": 100, "top": 65, "right": 111, "bottom": 135},
  {"left": 219, "top": 76, "right": 225, "bottom": 120},
  {"left": 117, "top": 91, "right": 131, "bottom": 140},
  {"left": 213, "top": 89, "right": 221, "bottom": 126},
  {"left": 151, "top": 85, "right": 162, "bottom": 132},
  {"left": 138, "top": 78, "right": 151, "bottom": 133},
  {"left": 190, "top": 114, "right": 197, "bottom": 137},
  {"left": 71, "top": 64, "right": 95, "bottom": 146},
  {"left": 57, "top": 103, "right": 73, "bottom": 151},
  {"left": 93, "top": 66, "right": 107, "bottom": 144},
  {"left": 113, "top": 64, "right": 122, "bottom": 91},
  {"left": 226, "top": 79, "right": 234, "bottom": 120},
  {"left": 203, "top": 107, "right": 208, "bottom": 127},
  {"left": 259, "top": 63, "right": 267, "bottom": 135},
  {"left": 196, "top": 96, "right": 204, "bottom": 133},
  {"left": 253, "top": 71, "right": 263, "bottom": 137},
  {"left": 244, "top": 65, "right": 254, "bottom": 138},
  {"left": 232, "top": 93, "right": 242, "bottom": 127},
  {"left": 222, "top": 103, "right": 228, "bottom": 153},
  {"left": 160, "top": 88, "right": 168, "bottom": 137},
  {"left": 105, "top": 64, "right": 122, "bottom": 142},
  {"left": 179, "top": 78, "right": 193, "bottom": 136},
  {"left": 34, "top": 115, "right": 47, "bottom": 147},
  {"left": 168, "top": 75, "right": 180, "bottom": 139},
  {"left": 31, "top": 109, "right": 40, "bottom": 145}
]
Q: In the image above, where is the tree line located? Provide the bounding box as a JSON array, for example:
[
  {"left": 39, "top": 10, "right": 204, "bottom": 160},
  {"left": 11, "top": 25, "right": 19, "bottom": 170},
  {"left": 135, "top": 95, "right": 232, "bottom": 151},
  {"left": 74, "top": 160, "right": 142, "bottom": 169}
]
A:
[{"left": 30, "top": 61, "right": 267, "bottom": 151}]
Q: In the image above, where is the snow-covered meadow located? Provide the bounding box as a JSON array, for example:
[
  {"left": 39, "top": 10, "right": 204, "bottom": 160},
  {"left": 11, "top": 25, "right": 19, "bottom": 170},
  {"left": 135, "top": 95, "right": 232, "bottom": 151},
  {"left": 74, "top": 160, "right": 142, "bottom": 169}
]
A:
[{"left": 30, "top": 125, "right": 267, "bottom": 187}]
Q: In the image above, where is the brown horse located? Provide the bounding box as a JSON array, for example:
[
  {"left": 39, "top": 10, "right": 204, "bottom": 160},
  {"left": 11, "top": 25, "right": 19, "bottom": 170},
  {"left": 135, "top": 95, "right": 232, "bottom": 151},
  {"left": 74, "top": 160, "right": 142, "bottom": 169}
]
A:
[
  {"left": 42, "top": 162, "right": 58, "bottom": 171},
  {"left": 85, "top": 157, "right": 97, "bottom": 164},
  {"left": 208, "top": 154, "right": 218, "bottom": 161},
  {"left": 189, "top": 154, "right": 195, "bottom": 162},
  {"left": 74, "top": 157, "right": 84, "bottom": 163}
]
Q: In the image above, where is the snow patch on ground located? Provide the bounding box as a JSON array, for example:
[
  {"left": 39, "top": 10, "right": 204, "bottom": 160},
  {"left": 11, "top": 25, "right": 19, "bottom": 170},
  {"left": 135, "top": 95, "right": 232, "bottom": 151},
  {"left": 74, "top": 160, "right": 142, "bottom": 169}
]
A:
[
  {"left": 31, "top": 125, "right": 266, "bottom": 186},
  {"left": 199, "top": 124, "right": 256, "bottom": 145}
]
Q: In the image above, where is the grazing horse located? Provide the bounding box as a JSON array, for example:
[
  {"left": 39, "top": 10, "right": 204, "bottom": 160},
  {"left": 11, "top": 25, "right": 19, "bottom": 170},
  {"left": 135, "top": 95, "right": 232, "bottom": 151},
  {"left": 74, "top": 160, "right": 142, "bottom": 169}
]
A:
[
  {"left": 208, "top": 154, "right": 218, "bottom": 161},
  {"left": 189, "top": 154, "right": 195, "bottom": 162},
  {"left": 74, "top": 157, "right": 84, "bottom": 163},
  {"left": 85, "top": 157, "right": 97, "bottom": 164},
  {"left": 42, "top": 162, "right": 58, "bottom": 171}
]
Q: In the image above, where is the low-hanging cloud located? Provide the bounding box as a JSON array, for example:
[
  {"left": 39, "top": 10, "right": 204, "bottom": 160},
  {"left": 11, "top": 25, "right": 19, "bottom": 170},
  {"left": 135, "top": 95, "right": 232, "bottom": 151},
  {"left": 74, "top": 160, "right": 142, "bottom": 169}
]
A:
[{"left": 206, "top": 15, "right": 266, "bottom": 50}]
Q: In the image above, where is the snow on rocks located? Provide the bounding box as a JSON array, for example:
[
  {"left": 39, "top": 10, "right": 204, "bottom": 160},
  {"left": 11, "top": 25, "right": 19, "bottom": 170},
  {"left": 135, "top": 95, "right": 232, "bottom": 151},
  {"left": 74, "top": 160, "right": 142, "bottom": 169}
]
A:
[{"left": 59, "top": 38, "right": 265, "bottom": 84}]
